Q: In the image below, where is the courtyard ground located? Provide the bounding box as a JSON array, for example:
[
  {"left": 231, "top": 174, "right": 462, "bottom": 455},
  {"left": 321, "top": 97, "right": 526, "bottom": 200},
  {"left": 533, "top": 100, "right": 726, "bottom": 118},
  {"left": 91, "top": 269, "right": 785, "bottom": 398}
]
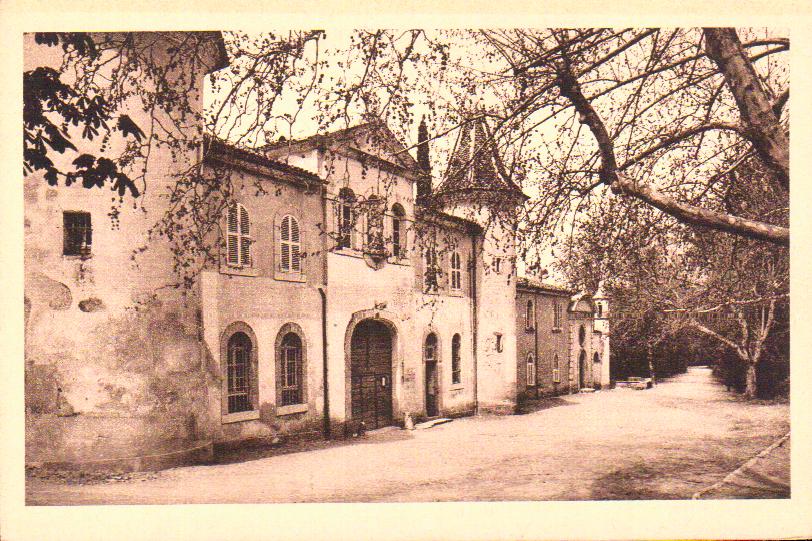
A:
[{"left": 26, "top": 366, "right": 789, "bottom": 504}]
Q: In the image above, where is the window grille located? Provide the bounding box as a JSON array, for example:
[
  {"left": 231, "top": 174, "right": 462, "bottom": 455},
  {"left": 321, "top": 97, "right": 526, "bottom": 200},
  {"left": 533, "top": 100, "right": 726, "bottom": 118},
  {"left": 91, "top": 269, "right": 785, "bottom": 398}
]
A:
[
  {"left": 227, "top": 332, "right": 252, "bottom": 413},
  {"left": 280, "top": 215, "right": 301, "bottom": 272},
  {"left": 451, "top": 334, "right": 461, "bottom": 384},
  {"left": 450, "top": 251, "right": 462, "bottom": 291},
  {"left": 63, "top": 211, "right": 92, "bottom": 257},
  {"left": 279, "top": 332, "right": 303, "bottom": 406},
  {"left": 226, "top": 203, "right": 252, "bottom": 267}
]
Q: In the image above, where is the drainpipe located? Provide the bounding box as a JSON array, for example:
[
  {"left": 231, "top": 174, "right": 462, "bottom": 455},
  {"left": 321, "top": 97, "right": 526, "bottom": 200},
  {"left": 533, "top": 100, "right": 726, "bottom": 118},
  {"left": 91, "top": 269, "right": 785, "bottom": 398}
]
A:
[
  {"left": 470, "top": 229, "right": 479, "bottom": 415},
  {"left": 319, "top": 287, "right": 330, "bottom": 439}
]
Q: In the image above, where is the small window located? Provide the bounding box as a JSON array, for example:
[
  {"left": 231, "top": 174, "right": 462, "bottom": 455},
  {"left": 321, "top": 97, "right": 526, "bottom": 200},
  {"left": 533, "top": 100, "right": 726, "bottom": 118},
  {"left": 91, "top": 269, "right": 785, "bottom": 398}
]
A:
[
  {"left": 451, "top": 333, "right": 461, "bottom": 385},
  {"left": 553, "top": 354, "right": 561, "bottom": 383},
  {"left": 226, "top": 332, "right": 253, "bottom": 413},
  {"left": 593, "top": 352, "right": 600, "bottom": 364},
  {"left": 527, "top": 353, "right": 536, "bottom": 386},
  {"left": 391, "top": 204, "right": 405, "bottom": 258},
  {"left": 579, "top": 325, "right": 586, "bottom": 346},
  {"left": 337, "top": 188, "right": 355, "bottom": 249},
  {"left": 450, "top": 251, "right": 462, "bottom": 291},
  {"left": 63, "top": 211, "right": 92, "bottom": 257},
  {"left": 596, "top": 303, "right": 603, "bottom": 318},
  {"left": 424, "top": 247, "right": 440, "bottom": 293},
  {"left": 226, "top": 203, "right": 252, "bottom": 267},
  {"left": 280, "top": 215, "right": 301, "bottom": 273},
  {"left": 495, "top": 333, "right": 503, "bottom": 353},
  {"left": 525, "top": 299, "right": 535, "bottom": 330},
  {"left": 425, "top": 333, "right": 438, "bottom": 362},
  {"left": 494, "top": 257, "right": 501, "bottom": 273},
  {"left": 279, "top": 332, "right": 303, "bottom": 406}
]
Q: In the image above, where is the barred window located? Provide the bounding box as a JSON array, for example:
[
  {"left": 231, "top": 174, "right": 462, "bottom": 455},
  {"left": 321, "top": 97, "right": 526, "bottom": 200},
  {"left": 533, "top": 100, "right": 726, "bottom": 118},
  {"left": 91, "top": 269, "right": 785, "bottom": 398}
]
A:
[
  {"left": 280, "top": 215, "right": 301, "bottom": 272},
  {"left": 451, "top": 333, "right": 461, "bottom": 385},
  {"left": 527, "top": 353, "right": 536, "bottom": 386},
  {"left": 226, "top": 203, "right": 252, "bottom": 267},
  {"left": 63, "top": 211, "right": 92, "bottom": 257},
  {"left": 450, "top": 251, "right": 462, "bottom": 291},
  {"left": 278, "top": 332, "right": 303, "bottom": 406},
  {"left": 226, "top": 332, "right": 252, "bottom": 413}
]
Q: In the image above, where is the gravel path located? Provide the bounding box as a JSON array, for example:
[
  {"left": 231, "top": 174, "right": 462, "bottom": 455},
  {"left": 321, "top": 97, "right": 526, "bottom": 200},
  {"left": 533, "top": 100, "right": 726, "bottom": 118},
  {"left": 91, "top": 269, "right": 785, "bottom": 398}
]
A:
[{"left": 26, "top": 366, "right": 789, "bottom": 504}]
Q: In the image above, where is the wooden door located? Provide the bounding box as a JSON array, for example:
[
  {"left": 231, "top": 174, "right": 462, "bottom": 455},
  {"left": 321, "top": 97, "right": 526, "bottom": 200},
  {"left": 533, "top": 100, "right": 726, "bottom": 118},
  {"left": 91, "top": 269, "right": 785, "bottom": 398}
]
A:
[{"left": 350, "top": 320, "right": 393, "bottom": 429}]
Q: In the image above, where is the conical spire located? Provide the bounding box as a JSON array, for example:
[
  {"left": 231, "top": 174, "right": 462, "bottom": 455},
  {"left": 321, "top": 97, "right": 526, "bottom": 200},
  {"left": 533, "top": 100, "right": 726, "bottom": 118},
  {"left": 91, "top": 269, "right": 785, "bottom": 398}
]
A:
[{"left": 436, "top": 114, "right": 526, "bottom": 200}]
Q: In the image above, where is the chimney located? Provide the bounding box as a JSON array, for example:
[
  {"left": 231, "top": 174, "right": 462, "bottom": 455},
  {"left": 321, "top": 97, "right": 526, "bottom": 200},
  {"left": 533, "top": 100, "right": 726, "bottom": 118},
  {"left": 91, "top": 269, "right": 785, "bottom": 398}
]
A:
[{"left": 416, "top": 115, "right": 432, "bottom": 204}]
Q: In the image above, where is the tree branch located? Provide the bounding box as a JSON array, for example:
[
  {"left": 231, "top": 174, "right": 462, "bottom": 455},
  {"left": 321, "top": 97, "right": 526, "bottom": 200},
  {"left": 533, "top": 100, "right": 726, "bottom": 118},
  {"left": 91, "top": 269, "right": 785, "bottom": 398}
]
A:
[{"left": 703, "top": 28, "right": 789, "bottom": 189}]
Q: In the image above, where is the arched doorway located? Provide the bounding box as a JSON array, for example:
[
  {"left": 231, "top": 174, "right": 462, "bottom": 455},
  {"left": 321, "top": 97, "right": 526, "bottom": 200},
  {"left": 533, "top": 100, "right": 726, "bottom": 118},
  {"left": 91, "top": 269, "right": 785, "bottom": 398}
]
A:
[
  {"left": 579, "top": 349, "right": 588, "bottom": 388},
  {"left": 350, "top": 319, "right": 393, "bottom": 429}
]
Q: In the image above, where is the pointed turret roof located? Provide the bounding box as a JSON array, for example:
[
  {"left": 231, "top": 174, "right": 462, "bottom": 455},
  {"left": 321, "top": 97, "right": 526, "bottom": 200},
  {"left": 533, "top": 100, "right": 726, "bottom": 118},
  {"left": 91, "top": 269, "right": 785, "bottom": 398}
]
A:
[{"left": 435, "top": 115, "right": 527, "bottom": 200}]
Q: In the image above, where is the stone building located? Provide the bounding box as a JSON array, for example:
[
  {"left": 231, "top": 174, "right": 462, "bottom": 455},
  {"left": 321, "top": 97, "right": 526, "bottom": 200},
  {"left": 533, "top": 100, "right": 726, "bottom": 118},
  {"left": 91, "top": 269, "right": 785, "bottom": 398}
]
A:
[{"left": 24, "top": 31, "right": 608, "bottom": 472}]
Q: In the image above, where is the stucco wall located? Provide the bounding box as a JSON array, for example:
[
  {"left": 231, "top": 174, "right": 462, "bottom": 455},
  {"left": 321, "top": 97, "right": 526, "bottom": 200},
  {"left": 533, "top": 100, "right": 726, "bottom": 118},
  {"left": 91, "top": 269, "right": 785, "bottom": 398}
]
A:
[{"left": 24, "top": 33, "right": 221, "bottom": 466}]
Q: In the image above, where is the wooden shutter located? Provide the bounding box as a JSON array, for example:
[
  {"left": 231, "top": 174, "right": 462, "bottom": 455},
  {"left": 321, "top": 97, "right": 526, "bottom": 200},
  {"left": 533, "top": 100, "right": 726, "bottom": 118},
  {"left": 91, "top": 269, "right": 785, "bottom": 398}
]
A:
[
  {"left": 227, "top": 205, "right": 239, "bottom": 265},
  {"left": 290, "top": 217, "right": 301, "bottom": 272},
  {"left": 281, "top": 216, "right": 291, "bottom": 271}
]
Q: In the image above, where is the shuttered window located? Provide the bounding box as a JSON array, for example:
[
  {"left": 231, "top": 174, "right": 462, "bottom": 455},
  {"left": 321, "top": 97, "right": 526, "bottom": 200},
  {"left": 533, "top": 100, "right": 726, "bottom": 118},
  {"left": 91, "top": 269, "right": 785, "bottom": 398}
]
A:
[
  {"left": 226, "top": 203, "right": 252, "bottom": 267},
  {"left": 280, "top": 215, "right": 301, "bottom": 273},
  {"left": 450, "top": 251, "right": 462, "bottom": 291}
]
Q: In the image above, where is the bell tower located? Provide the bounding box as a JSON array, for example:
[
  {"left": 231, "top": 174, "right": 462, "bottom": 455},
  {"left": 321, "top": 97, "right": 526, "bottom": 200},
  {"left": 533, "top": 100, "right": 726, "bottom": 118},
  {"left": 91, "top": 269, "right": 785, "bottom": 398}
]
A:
[
  {"left": 592, "top": 281, "right": 611, "bottom": 387},
  {"left": 435, "top": 115, "right": 528, "bottom": 413}
]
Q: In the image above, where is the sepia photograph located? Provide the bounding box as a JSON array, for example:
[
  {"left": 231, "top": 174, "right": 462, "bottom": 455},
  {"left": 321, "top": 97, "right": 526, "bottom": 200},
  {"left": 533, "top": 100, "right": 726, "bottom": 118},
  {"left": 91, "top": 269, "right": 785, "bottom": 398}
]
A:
[{"left": 3, "top": 9, "right": 808, "bottom": 539}]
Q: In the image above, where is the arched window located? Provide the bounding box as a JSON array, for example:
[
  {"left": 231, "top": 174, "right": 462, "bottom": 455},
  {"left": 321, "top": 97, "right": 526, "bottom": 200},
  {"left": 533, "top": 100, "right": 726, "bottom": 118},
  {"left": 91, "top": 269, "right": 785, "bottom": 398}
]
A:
[
  {"left": 553, "top": 301, "right": 562, "bottom": 330},
  {"left": 593, "top": 352, "right": 601, "bottom": 364},
  {"left": 280, "top": 215, "right": 301, "bottom": 273},
  {"left": 391, "top": 203, "right": 405, "bottom": 258},
  {"left": 526, "top": 353, "right": 536, "bottom": 386},
  {"left": 226, "top": 331, "right": 253, "bottom": 413},
  {"left": 278, "top": 332, "right": 304, "bottom": 406},
  {"left": 450, "top": 251, "right": 462, "bottom": 291},
  {"left": 553, "top": 354, "right": 561, "bottom": 383},
  {"left": 451, "top": 333, "right": 461, "bottom": 384},
  {"left": 525, "top": 299, "right": 535, "bottom": 330},
  {"left": 226, "top": 203, "right": 251, "bottom": 267},
  {"left": 337, "top": 188, "right": 355, "bottom": 249},
  {"left": 424, "top": 333, "right": 438, "bottom": 362},
  {"left": 579, "top": 325, "right": 586, "bottom": 346}
]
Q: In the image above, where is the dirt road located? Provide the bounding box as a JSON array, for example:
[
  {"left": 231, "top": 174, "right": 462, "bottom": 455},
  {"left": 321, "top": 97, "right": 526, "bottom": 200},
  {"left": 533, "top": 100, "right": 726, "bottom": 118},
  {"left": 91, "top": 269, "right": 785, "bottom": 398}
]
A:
[{"left": 27, "top": 366, "right": 789, "bottom": 504}]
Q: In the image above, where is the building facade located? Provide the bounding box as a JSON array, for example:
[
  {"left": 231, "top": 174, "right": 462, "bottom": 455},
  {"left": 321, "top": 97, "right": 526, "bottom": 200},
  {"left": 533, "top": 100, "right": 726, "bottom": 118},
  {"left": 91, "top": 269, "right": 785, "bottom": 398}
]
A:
[{"left": 24, "top": 32, "right": 609, "bottom": 471}]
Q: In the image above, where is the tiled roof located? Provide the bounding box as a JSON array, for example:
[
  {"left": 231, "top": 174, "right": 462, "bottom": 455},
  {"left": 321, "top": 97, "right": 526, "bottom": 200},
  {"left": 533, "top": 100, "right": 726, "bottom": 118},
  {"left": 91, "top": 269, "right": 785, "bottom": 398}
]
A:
[
  {"left": 204, "top": 137, "right": 324, "bottom": 185},
  {"left": 517, "top": 276, "right": 574, "bottom": 295},
  {"left": 435, "top": 116, "right": 527, "bottom": 199}
]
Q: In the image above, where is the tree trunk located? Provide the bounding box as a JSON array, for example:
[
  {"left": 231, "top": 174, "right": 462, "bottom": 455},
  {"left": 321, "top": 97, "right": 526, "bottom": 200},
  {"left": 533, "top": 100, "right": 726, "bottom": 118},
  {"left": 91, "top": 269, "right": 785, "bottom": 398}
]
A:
[{"left": 744, "top": 362, "right": 758, "bottom": 398}]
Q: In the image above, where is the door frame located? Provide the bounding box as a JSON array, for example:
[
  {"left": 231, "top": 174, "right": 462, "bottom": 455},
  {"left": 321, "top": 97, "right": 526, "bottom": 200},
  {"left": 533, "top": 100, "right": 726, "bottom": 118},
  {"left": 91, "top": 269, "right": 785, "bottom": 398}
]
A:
[{"left": 343, "top": 309, "right": 402, "bottom": 428}]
